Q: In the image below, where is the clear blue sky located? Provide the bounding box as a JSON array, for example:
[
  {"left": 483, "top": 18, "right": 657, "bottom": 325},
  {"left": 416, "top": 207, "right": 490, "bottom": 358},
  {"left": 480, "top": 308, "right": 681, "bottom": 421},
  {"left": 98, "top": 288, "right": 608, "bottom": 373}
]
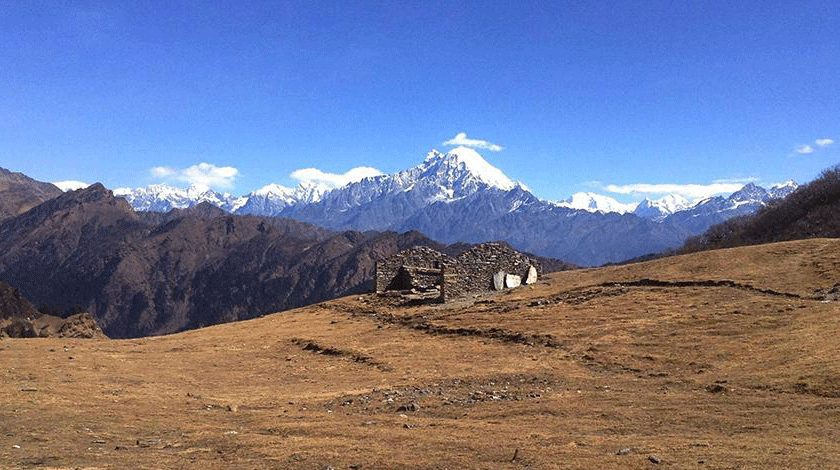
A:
[{"left": 1, "top": 1, "right": 838, "bottom": 201}]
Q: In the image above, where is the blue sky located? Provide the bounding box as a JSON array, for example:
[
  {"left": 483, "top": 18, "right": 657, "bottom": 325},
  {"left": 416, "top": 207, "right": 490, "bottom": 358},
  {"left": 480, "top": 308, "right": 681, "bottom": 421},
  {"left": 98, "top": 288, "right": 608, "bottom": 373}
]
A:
[{"left": 1, "top": 1, "right": 838, "bottom": 201}]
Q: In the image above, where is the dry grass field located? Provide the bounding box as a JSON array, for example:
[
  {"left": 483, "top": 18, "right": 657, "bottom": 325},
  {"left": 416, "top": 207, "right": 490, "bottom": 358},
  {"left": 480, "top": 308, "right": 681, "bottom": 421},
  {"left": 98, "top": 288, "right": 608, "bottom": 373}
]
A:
[{"left": 2, "top": 239, "right": 839, "bottom": 469}]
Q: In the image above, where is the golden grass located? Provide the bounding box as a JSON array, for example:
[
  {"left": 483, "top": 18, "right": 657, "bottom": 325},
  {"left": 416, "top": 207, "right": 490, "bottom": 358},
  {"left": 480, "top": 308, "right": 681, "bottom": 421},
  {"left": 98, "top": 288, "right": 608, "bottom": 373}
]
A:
[{"left": 1, "top": 238, "right": 839, "bottom": 469}]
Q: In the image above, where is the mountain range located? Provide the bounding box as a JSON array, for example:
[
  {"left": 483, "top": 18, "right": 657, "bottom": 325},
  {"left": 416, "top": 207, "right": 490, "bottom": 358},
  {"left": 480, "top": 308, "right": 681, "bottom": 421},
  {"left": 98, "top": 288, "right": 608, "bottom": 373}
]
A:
[
  {"left": 0, "top": 182, "right": 572, "bottom": 338},
  {"left": 0, "top": 150, "right": 807, "bottom": 338},
  {"left": 112, "top": 147, "right": 798, "bottom": 265}
]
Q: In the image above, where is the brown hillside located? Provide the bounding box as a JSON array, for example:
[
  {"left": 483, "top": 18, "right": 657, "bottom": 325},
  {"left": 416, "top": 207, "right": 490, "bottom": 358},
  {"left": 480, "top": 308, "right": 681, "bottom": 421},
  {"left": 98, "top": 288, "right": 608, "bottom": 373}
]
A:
[
  {"left": 1, "top": 239, "right": 839, "bottom": 469},
  {"left": 0, "top": 167, "right": 63, "bottom": 221}
]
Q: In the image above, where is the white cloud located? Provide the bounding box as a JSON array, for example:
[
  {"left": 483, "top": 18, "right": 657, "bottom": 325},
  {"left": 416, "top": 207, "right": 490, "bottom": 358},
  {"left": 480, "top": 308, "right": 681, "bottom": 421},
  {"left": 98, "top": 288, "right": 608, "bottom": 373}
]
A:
[
  {"left": 605, "top": 182, "right": 746, "bottom": 200},
  {"left": 150, "top": 162, "right": 239, "bottom": 190},
  {"left": 712, "top": 177, "right": 759, "bottom": 184},
  {"left": 290, "top": 166, "right": 384, "bottom": 189},
  {"left": 443, "top": 132, "right": 503, "bottom": 152},
  {"left": 815, "top": 138, "right": 834, "bottom": 147},
  {"left": 796, "top": 144, "right": 815, "bottom": 154},
  {"left": 52, "top": 180, "right": 90, "bottom": 191}
]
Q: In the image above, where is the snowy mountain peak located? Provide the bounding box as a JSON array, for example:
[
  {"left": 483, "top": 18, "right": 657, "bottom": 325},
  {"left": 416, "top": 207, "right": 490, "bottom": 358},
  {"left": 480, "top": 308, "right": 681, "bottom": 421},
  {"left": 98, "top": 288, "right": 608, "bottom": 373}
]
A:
[
  {"left": 253, "top": 183, "right": 295, "bottom": 197},
  {"left": 728, "top": 183, "right": 768, "bottom": 203},
  {"left": 236, "top": 181, "right": 330, "bottom": 216},
  {"left": 250, "top": 182, "right": 327, "bottom": 201},
  {"left": 114, "top": 183, "right": 245, "bottom": 212},
  {"left": 771, "top": 180, "right": 797, "bottom": 190},
  {"left": 553, "top": 192, "right": 638, "bottom": 214},
  {"left": 769, "top": 180, "right": 799, "bottom": 199},
  {"left": 418, "top": 146, "right": 516, "bottom": 192},
  {"left": 634, "top": 194, "right": 691, "bottom": 220}
]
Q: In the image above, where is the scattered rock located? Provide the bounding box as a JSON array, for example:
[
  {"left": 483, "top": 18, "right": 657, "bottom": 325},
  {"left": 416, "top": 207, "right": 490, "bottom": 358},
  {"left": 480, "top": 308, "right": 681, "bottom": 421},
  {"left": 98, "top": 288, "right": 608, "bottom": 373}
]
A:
[
  {"left": 226, "top": 404, "right": 238, "bottom": 412},
  {"left": 814, "top": 283, "right": 840, "bottom": 301},
  {"left": 136, "top": 439, "right": 162, "bottom": 448},
  {"left": 648, "top": 455, "right": 661, "bottom": 464},
  {"left": 616, "top": 448, "right": 631, "bottom": 455},
  {"left": 57, "top": 313, "right": 106, "bottom": 338},
  {"left": 706, "top": 384, "right": 726, "bottom": 393},
  {"left": 397, "top": 402, "right": 420, "bottom": 412}
]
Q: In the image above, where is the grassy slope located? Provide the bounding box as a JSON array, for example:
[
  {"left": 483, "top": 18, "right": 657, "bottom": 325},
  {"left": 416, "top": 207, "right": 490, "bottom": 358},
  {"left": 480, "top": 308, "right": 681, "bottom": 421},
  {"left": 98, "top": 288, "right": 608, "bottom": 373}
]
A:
[{"left": 1, "top": 238, "right": 839, "bottom": 469}]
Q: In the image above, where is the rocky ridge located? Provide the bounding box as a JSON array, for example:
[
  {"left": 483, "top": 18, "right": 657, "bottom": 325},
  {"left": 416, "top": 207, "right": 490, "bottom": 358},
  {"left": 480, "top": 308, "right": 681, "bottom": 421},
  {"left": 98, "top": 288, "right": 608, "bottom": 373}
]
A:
[
  {"left": 0, "top": 281, "right": 105, "bottom": 339},
  {"left": 0, "top": 167, "right": 63, "bottom": 221}
]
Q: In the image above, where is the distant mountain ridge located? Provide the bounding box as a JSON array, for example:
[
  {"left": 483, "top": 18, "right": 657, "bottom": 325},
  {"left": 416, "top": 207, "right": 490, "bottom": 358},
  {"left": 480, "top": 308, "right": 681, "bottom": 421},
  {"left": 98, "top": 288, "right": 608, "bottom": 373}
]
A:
[
  {"left": 91, "top": 149, "right": 798, "bottom": 265},
  {"left": 662, "top": 182, "right": 799, "bottom": 234},
  {"left": 114, "top": 184, "right": 248, "bottom": 213},
  {"left": 681, "top": 168, "right": 840, "bottom": 253}
]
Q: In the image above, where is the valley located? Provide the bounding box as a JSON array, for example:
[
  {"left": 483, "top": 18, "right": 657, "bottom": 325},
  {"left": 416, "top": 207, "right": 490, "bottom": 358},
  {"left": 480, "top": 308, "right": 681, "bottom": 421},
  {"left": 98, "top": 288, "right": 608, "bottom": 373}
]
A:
[{"left": 2, "top": 239, "right": 838, "bottom": 469}]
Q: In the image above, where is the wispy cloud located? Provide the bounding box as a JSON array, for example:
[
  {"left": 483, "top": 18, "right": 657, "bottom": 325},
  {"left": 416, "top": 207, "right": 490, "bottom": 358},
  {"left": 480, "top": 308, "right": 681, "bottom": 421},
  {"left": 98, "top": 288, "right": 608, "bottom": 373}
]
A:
[
  {"left": 150, "top": 162, "right": 239, "bottom": 190},
  {"left": 796, "top": 144, "right": 815, "bottom": 154},
  {"left": 605, "top": 182, "right": 746, "bottom": 200},
  {"left": 290, "top": 166, "right": 383, "bottom": 189},
  {"left": 443, "top": 132, "right": 503, "bottom": 152},
  {"left": 793, "top": 138, "right": 833, "bottom": 156},
  {"left": 712, "top": 177, "right": 759, "bottom": 184},
  {"left": 52, "top": 180, "right": 90, "bottom": 191}
]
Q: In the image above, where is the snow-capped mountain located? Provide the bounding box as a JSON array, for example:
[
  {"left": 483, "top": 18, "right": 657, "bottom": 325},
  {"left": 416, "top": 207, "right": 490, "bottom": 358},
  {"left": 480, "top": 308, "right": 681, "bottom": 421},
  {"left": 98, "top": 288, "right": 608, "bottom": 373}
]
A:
[
  {"left": 412, "top": 146, "right": 517, "bottom": 195},
  {"left": 109, "top": 146, "right": 801, "bottom": 266},
  {"left": 552, "top": 192, "right": 638, "bottom": 214},
  {"left": 236, "top": 182, "right": 330, "bottom": 216},
  {"left": 633, "top": 194, "right": 692, "bottom": 221},
  {"left": 769, "top": 180, "right": 798, "bottom": 199},
  {"left": 114, "top": 184, "right": 246, "bottom": 213},
  {"left": 271, "top": 146, "right": 529, "bottom": 230},
  {"left": 319, "top": 146, "right": 519, "bottom": 207},
  {"left": 662, "top": 181, "right": 799, "bottom": 234}
]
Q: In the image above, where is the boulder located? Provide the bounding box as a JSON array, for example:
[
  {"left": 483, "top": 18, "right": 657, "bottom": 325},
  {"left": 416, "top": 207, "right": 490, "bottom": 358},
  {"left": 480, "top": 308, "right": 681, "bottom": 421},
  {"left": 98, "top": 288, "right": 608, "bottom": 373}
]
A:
[
  {"left": 525, "top": 266, "right": 538, "bottom": 284},
  {"left": 493, "top": 272, "right": 506, "bottom": 291},
  {"left": 505, "top": 274, "right": 521, "bottom": 288}
]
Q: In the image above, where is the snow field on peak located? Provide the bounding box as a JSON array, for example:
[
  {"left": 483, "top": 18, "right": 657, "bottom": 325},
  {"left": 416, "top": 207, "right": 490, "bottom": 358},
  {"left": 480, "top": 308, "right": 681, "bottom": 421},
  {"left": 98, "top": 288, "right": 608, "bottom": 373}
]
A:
[
  {"left": 434, "top": 146, "right": 516, "bottom": 191},
  {"left": 553, "top": 192, "right": 638, "bottom": 214}
]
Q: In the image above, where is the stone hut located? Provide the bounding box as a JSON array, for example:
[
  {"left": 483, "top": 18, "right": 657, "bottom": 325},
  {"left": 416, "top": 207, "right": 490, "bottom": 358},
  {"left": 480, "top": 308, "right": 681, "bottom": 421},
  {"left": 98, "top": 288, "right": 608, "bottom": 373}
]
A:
[
  {"left": 374, "top": 246, "right": 454, "bottom": 293},
  {"left": 375, "top": 243, "right": 540, "bottom": 302},
  {"left": 442, "top": 243, "right": 539, "bottom": 301}
]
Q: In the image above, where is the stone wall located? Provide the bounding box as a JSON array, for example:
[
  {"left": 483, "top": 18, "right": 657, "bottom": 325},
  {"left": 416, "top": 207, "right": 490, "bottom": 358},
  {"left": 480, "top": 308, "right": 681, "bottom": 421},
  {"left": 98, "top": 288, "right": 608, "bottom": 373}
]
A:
[
  {"left": 441, "top": 243, "right": 539, "bottom": 301},
  {"left": 374, "top": 246, "right": 453, "bottom": 293},
  {"left": 376, "top": 243, "right": 540, "bottom": 302}
]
